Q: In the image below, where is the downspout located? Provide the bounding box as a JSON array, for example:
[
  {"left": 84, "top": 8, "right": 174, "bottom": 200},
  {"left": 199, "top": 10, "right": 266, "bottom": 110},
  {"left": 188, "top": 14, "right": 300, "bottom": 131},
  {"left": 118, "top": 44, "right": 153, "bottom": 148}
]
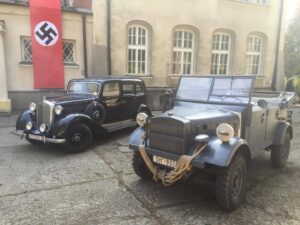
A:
[
  {"left": 107, "top": 0, "right": 112, "bottom": 75},
  {"left": 272, "top": 0, "right": 284, "bottom": 91},
  {"left": 82, "top": 14, "right": 88, "bottom": 78}
]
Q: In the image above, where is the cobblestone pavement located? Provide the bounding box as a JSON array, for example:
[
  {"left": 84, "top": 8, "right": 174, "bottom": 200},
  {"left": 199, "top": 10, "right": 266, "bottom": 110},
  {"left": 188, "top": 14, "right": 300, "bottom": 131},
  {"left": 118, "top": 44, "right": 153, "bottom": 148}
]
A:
[{"left": 0, "top": 115, "right": 300, "bottom": 225}]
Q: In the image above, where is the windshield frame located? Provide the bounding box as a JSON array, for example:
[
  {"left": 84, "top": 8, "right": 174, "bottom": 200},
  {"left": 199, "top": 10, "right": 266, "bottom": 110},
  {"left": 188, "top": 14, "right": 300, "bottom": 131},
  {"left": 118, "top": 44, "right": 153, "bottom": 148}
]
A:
[
  {"left": 175, "top": 75, "right": 256, "bottom": 106},
  {"left": 67, "top": 81, "right": 101, "bottom": 96}
]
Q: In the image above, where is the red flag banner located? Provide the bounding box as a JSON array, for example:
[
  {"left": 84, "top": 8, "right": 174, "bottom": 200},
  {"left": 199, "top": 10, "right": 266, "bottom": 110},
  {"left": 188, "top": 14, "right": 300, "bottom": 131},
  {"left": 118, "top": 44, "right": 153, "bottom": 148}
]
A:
[{"left": 29, "top": 0, "right": 64, "bottom": 89}]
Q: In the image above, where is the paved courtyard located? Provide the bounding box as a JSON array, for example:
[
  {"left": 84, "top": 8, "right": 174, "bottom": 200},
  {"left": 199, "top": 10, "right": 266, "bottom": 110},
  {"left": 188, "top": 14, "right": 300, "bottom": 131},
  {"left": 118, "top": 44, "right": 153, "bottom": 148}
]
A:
[{"left": 0, "top": 114, "right": 300, "bottom": 225}]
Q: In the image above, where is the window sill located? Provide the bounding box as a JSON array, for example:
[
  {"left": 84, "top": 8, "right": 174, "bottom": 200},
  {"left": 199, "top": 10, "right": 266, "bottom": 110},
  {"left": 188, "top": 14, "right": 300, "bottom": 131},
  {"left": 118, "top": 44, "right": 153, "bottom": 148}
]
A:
[
  {"left": 19, "top": 61, "right": 32, "bottom": 67},
  {"left": 227, "top": 0, "right": 271, "bottom": 7},
  {"left": 64, "top": 63, "right": 79, "bottom": 68},
  {"left": 126, "top": 74, "right": 154, "bottom": 78},
  {"left": 19, "top": 62, "right": 79, "bottom": 68}
]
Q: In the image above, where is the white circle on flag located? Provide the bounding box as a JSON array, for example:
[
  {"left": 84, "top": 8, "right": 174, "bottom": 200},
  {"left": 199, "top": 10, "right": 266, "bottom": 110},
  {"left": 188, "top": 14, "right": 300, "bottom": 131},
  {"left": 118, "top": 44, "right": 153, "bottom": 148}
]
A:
[{"left": 34, "top": 21, "right": 59, "bottom": 47}]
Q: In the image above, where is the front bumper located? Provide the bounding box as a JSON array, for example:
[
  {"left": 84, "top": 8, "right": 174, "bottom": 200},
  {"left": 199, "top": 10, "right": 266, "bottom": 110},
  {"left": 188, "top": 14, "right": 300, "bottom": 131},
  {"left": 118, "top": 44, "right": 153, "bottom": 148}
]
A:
[
  {"left": 129, "top": 144, "right": 205, "bottom": 169},
  {"left": 13, "top": 131, "right": 66, "bottom": 144}
]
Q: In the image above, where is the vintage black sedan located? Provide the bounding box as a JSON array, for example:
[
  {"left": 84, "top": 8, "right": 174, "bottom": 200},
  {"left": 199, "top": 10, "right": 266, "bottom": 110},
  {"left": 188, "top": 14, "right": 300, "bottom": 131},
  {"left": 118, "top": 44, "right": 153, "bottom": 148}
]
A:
[
  {"left": 15, "top": 76, "right": 148, "bottom": 152},
  {"left": 129, "top": 75, "right": 296, "bottom": 210}
]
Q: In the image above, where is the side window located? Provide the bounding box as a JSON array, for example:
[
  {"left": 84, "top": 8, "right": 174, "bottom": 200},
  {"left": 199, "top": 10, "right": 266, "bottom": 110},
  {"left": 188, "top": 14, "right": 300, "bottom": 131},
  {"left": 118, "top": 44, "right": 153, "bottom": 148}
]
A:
[
  {"left": 122, "top": 83, "right": 135, "bottom": 95},
  {"left": 136, "top": 84, "right": 145, "bottom": 95},
  {"left": 103, "top": 82, "right": 120, "bottom": 97}
]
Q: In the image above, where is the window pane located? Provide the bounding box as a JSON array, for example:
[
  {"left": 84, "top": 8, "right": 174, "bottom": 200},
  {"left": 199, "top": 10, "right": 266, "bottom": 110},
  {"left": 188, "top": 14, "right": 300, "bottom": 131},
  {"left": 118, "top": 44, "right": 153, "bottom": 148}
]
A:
[
  {"left": 122, "top": 83, "right": 135, "bottom": 95},
  {"left": 103, "top": 82, "right": 120, "bottom": 97}
]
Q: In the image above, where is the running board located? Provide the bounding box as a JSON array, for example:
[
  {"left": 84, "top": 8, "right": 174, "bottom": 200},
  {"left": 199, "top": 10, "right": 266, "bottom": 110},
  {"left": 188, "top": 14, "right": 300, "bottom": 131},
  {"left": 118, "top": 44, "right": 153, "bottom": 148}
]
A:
[{"left": 102, "top": 119, "right": 137, "bottom": 133}]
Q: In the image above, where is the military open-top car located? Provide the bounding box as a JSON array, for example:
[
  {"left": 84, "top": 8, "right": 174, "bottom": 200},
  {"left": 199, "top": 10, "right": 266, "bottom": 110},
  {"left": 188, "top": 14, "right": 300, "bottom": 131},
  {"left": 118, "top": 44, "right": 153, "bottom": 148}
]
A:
[
  {"left": 129, "top": 75, "right": 296, "bottom": 210},
  {"left": 15, "top": 76, "right": 148, "bottom": 152}
]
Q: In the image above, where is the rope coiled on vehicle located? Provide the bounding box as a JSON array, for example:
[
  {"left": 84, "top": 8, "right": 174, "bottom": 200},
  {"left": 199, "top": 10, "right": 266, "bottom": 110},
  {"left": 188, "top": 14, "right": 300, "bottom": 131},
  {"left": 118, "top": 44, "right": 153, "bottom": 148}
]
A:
[{"left": 138, "top": 142, "right": 207, "bottom": 186}]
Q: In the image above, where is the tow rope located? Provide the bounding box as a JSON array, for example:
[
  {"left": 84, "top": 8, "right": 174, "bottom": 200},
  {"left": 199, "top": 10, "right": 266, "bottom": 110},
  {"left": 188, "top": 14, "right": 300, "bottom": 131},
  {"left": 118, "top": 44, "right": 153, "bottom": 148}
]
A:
[{"left": 138, "top": 142, "right": 207, "bottom": 186}]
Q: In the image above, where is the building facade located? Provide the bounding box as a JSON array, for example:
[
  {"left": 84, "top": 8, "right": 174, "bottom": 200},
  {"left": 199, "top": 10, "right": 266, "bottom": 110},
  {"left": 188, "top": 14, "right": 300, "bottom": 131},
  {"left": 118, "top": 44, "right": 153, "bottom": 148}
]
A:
[
  {"left": 0, "top": 0, "right": 99, "bottom": 112},
  {"left": 104, "top": 0, "right": 286, "bottom": 90},
  {"left": 0, "top": 0, "right": 287, "bottom": 112}
]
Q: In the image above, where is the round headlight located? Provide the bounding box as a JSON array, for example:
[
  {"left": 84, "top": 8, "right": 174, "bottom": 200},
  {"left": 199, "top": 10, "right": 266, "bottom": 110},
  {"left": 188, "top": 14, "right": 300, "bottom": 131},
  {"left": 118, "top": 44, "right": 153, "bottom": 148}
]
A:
[
  {"left": 54, "top": 105, "right": 63, "bottom": 115},
  {"left": 136, "top": 112, "right": 149, "bottom": 127},
  {"left": 216, "top": 123, "right": 234, "bottom": 142},
  {"left": 39, "top": 124, "right": 47, "bottom": 133},
  {"left": 29, "top": 102, "right": 36, "bottom": 112},
  {"left": 26, "top": 122, "right": 33, "bottom": 130}
]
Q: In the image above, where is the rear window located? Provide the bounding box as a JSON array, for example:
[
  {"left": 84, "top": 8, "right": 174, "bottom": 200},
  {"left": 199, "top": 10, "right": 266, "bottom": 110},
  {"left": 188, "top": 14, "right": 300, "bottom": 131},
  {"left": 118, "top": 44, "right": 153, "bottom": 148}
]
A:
[
  {"left": 136, "top": 84, "right": 145, "bottom": 95},
  {"left": 122, "top": 83, "right": 135, "bottom": 95}
]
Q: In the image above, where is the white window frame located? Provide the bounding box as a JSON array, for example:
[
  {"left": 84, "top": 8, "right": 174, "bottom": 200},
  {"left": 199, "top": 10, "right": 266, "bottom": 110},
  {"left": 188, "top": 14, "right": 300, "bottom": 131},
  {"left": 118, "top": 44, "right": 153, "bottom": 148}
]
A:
[
  {"left": 171, "top": 29, "right": 195, "bottom": 75},
  {"left": 127, "top": 25, "right": 148, "bottom": 75},
  {"left": 211, "top": 32, "right": 231, "bottom": 75},
  {"left": 235, "top": 0, "right": 271, "bottom": 5},
  {"left": 63, "top": 39, "right": 76, "bottom": 64},
  {"left": 20, "top": 36, "right": 32, "bottom": 63},
  {"left": 246, "top": 35, "right": 263, "bottom": 75}
]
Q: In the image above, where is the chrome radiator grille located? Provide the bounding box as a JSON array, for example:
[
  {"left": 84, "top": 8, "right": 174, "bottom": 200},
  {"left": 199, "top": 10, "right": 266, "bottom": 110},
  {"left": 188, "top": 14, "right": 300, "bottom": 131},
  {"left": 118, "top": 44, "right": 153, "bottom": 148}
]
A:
[
  {"left": 149, "top": 117, "right": 190, "bottom": 155},
  {"left": 36, "top": 100, "right": 54, "bottom": 127}
]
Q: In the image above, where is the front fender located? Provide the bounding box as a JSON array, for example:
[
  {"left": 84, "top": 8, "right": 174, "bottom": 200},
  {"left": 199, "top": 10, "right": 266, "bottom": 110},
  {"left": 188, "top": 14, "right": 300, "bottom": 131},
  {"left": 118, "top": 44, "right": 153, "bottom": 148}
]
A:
[
  {"left": 272, "top": 122, "right": 293, "bottom": 145},
  {"left": 128, "top": 127, "right": 145, "bottom": 148},
  {"left": 16, "top": 110, "right": 36, "bottom": 130},
  {"left": 51, "top": 114, "right": 102, "bottom": 138},
  {"left": 194, "top": 136, "right": 250, "bottom": 167}
]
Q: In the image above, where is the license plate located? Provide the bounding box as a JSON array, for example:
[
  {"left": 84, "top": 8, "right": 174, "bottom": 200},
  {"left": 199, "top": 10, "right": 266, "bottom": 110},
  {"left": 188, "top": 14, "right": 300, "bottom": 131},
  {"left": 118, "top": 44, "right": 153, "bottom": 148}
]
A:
[
  {"left": 153, "top": 155, "right": 177, "bottom": 168},
  {"left": 28, "top": 134, "right": 43, "bottom": 141}
]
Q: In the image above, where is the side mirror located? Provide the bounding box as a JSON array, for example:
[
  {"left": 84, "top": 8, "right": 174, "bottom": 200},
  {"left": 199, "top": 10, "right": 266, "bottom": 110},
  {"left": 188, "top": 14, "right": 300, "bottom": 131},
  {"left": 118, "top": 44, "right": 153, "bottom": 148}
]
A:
[
  {"left": 194, "top": 134, "right": 209, "bottom": 144},
  {"left": 257, "top": 99, "right": 268, "bottom": 109}
]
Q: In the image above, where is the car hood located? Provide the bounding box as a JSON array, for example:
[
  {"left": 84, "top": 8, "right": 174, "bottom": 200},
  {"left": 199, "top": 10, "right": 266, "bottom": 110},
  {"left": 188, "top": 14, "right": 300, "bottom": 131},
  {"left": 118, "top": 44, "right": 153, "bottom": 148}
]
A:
[
  {"left": 163, "top": 106, "right": 239, "bottom": 122},
  {"left": 45, "top": 95, "right": 96, "bottom": 105}
]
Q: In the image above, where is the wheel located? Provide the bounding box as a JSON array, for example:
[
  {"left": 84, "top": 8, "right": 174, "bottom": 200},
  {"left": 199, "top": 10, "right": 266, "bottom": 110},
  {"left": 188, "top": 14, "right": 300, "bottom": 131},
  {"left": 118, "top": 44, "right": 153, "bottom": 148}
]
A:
[
  {"left": 65, "top": 123, "right": 93, "bottom": 153},
  {"left": 271, "top": 132, "right": 291, "bottom": 168},
  {"left": 216, "top": 153, "right": 248, "bottom": 211},
  {"left": 132, "top": 151, "right": 153, "bottom": 180}
]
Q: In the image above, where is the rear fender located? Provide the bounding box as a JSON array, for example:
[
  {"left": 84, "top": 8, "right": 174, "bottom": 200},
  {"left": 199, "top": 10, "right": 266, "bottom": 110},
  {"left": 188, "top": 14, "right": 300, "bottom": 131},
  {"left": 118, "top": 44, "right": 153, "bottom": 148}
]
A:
[
  {"left": 272, "top": 122, "right": 293, "bottom": 146},
  {"left": 194, "top": 136, "right": 251, "bottom": 167},
  {"left": 16, "top": 110, "right": 36, "bottom": 130},
  {"left": 51, "top": 114, "right": 104, "bottom": 138}
]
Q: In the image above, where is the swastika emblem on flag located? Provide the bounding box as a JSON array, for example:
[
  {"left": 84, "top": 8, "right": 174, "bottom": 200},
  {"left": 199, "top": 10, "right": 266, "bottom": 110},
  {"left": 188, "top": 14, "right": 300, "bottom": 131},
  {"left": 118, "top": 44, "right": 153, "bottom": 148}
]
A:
[{"left": 34, "top": 21, "right": 59, "bottom": 46}]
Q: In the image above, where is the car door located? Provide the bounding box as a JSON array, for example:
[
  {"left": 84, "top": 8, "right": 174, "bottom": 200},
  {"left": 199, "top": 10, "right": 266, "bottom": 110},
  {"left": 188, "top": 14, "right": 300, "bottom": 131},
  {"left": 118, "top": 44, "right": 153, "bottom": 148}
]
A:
[
  {"left": 135, "top": 82, "right": 146, "bottom": 114},
  {"left": 101, "top": 81, "right": 122, "bottom": 123},
  {"left": 248, "top": 107, "right": 268, "bottom": 155},
  {"left": 121, "top": 81, "right": 136, "bottom": 119}
]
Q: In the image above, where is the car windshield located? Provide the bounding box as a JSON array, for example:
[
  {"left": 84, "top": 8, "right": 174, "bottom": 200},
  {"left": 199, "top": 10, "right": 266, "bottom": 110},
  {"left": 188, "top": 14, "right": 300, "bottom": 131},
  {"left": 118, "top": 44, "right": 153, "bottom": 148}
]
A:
[
  {"left": 176, "top": 76, "right": 254, "bottom": 104},
  {"left": 67, "top": 82, "right": 101, "bottom": 95}
]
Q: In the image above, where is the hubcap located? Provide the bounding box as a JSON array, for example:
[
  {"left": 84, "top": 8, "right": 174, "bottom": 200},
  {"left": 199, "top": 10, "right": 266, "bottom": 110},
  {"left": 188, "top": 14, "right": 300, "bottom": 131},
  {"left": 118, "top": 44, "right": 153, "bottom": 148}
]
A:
[
  {"left": 72, "top": 133, "right": 82, "bottom": 143},
  {"left": 232, "top": 168, "right": 243, "bottom": 199}
]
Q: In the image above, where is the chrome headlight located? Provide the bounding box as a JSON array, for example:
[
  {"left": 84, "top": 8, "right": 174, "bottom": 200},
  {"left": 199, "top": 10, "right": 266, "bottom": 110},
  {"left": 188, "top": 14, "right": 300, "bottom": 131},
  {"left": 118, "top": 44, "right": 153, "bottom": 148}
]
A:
[
  {"left": 29, "top": 102, "right": 36, "bottom": 112},
  {"left": 54, "top": 105, "right": 63, "bottom": 115},
  {"left": 216, "top": 123, "right": 234, "bottom": 142},
  {"left": 136, "top": 112, "right": 149, "bottom": 127},
  {"left": 39, "top": 124, "right": 47, "bottom": 133},
  {"left": 26, "top": 122, "right": 33, "bottom": 130}
]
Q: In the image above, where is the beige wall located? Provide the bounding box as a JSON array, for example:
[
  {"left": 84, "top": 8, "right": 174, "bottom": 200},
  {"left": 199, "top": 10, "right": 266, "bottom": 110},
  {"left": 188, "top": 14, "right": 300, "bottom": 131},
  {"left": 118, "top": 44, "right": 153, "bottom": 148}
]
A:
[
  {"left": 105, "top": 0, "right": 286, "bottom": 88},
  {"left": 0, "top": 4, "right": 94, "bottom": 91}
]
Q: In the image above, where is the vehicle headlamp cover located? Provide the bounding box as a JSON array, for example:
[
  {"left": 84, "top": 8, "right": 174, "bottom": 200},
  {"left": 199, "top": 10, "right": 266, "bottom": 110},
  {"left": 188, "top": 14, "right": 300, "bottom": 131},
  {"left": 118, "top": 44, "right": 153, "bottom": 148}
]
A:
[
  {"left": 40, "top": 124, "right": 47, "bottom": 133},
  {"left": 26, "top": 122, "right": 33, "bottom": 130},
  {"left": 136, "top": 112, "right": 149, "bottom": 127},
  {"left": 54, "top": 105, "right": 63, "bottom": 115},
  {"left": 216, "top": 123, "right": 234, "bottom": 142},
  {"left": 29, "top": 102, "right": 36, "bottom": 112}
]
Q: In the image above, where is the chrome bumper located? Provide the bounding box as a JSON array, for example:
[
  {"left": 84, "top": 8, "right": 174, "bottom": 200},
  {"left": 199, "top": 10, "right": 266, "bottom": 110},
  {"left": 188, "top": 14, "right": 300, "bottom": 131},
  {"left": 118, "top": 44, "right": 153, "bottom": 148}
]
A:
[{"left": 13, "top": 131, "right": 66, "bottom": 144}]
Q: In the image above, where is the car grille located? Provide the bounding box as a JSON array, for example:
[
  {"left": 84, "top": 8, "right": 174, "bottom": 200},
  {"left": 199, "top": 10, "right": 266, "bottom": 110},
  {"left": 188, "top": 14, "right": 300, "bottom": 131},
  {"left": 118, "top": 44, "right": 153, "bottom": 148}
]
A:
[
  {"left": 36, "top": 100, "right": 54, "bottom": 128},
  {"left": 149, "top": 116, "right": 191, "bottom": 155}
]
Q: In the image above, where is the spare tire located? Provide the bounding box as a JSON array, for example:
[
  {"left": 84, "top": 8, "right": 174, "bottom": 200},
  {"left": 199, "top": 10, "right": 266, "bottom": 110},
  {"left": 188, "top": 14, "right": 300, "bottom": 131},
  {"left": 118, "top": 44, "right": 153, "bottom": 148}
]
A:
[{"left": 84, "top": 103, "right": 106, "bottom": 125}]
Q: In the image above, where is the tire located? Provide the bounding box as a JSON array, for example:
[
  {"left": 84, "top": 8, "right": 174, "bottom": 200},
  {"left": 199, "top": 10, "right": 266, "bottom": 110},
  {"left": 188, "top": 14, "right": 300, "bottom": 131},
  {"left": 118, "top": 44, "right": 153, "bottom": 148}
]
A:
[
  {"left": 271, "top": 133, "right": 291, "bottom": 168},
  {"left": 132, "top": 151, "right": 153, "bottom": 180},
  {"left": 65, "top": 123, "right": 93, "bottom": 153},
  {"left": 85, "top": 104, "right": 106, "bottom": 125},
  {"left": 216, "top": 153, "right": 248, "bottom": 211}
]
